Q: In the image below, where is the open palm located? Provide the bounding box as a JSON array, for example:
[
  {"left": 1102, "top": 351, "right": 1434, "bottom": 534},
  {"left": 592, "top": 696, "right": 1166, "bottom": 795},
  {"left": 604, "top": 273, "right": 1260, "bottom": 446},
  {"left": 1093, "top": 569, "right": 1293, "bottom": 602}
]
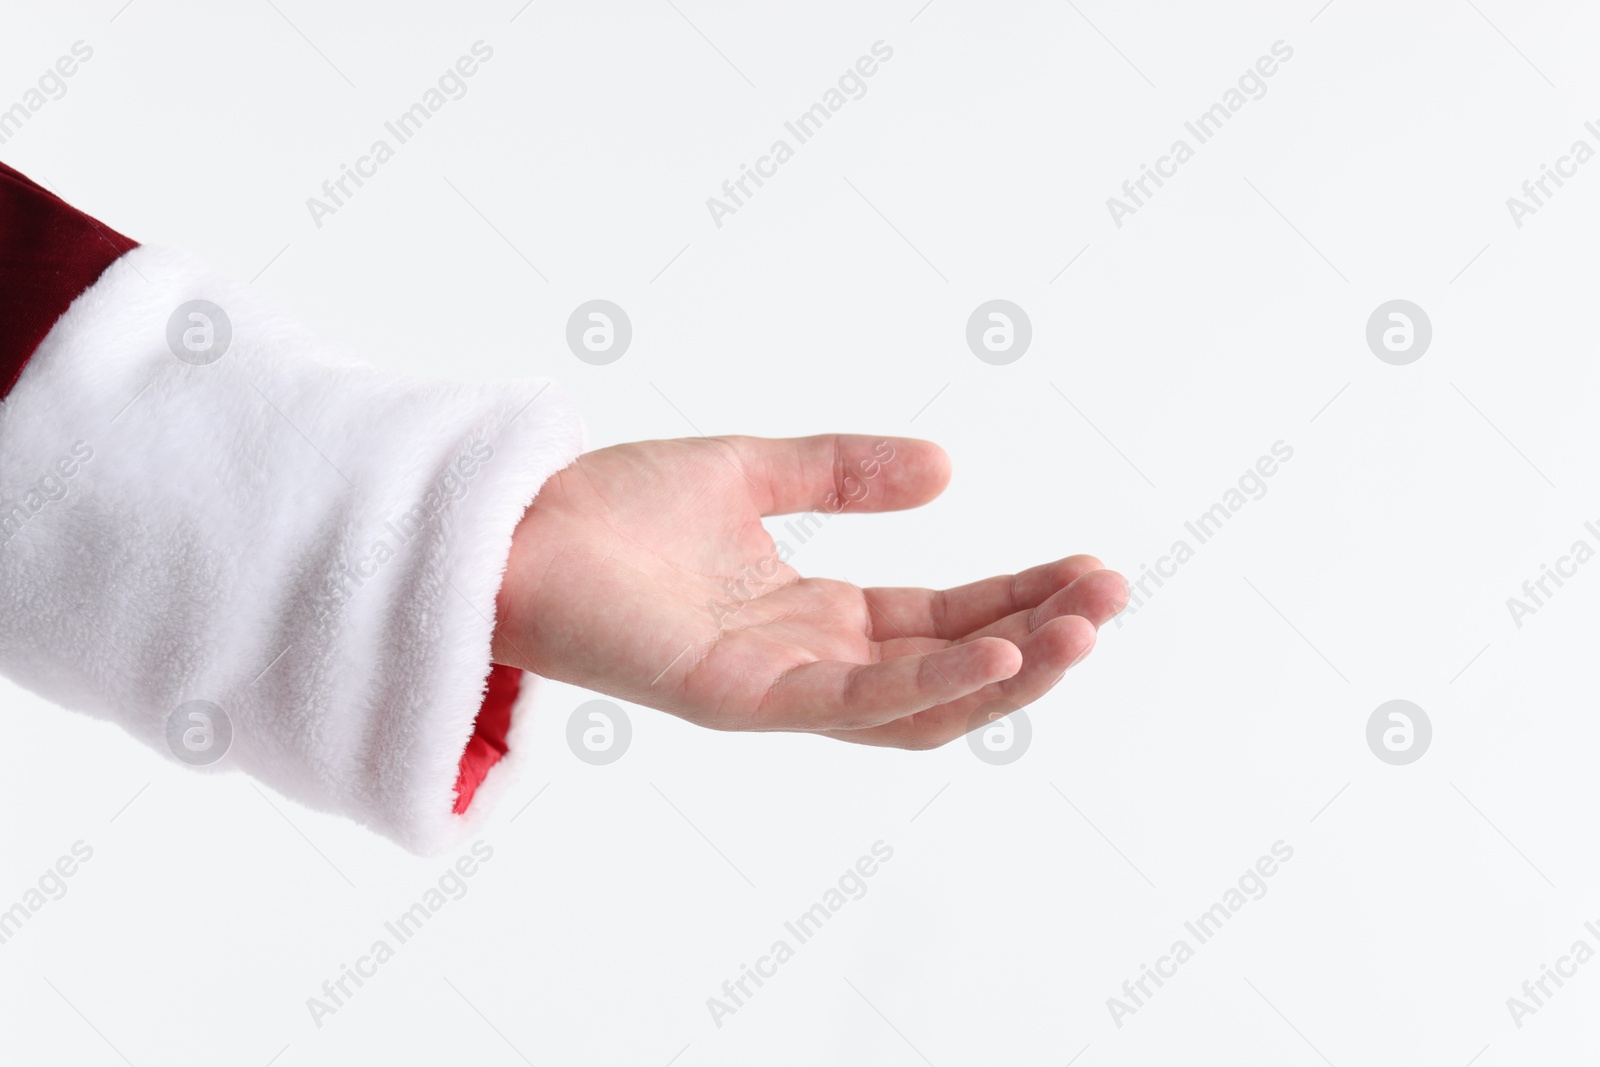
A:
[{"left": 493, "top": 434, "right": 1127, "bottom": 749}]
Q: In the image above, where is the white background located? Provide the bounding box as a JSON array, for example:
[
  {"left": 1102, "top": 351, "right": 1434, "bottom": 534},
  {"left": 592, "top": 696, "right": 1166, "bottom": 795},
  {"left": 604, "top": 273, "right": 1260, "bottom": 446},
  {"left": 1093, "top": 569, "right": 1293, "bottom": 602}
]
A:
[{"left": 4, "top": 0, "right": 1600, "bottom": 1063}]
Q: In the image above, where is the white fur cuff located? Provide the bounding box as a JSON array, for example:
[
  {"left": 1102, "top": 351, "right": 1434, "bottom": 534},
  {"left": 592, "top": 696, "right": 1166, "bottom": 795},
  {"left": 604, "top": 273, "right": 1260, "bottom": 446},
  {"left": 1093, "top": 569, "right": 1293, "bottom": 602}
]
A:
[{"left": 0, "top": 245, "right": 584, "bottom": 853}]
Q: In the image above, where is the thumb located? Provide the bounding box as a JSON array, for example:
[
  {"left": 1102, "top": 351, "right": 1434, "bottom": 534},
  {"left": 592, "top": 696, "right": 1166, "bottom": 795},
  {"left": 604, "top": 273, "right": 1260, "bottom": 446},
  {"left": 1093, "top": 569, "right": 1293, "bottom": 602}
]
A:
[{"left": 716, "top": 434, "right": 951, "bottom": 517}]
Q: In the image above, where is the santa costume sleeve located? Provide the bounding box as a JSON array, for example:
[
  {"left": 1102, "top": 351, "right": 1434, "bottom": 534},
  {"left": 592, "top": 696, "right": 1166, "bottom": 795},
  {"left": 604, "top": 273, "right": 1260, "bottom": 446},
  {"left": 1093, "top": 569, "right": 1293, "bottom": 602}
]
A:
[{"left": 0, "top": 162, "right": 585, "bottom": 853}]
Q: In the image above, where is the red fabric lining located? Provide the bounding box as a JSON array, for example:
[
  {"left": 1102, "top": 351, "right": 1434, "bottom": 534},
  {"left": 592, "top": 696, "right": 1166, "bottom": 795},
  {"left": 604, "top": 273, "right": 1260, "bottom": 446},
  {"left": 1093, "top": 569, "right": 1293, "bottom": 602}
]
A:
[
  {"left": 453, "top": 663, "right": 521, "bottom": 813},
  {"left": 0, "top": 159, "right": 518, "bottom": 819},
  {"left": 0, "top": 161, "right": 137, "bottom": 398}
]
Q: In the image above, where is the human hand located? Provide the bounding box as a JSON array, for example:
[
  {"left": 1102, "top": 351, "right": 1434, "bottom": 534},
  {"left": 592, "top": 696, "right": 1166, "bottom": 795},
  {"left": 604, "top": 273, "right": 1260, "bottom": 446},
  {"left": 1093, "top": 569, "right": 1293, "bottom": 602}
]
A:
[{"left": 492, "top": 435, "right": 1127, "bottom": 749}]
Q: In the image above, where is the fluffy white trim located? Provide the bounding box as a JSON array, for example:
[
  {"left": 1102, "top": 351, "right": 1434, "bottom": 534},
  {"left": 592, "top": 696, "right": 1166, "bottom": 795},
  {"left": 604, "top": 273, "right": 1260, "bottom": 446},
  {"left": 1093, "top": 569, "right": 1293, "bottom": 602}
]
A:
[{"left": 0, "top": 245, "right": 584, "bottom": 853}]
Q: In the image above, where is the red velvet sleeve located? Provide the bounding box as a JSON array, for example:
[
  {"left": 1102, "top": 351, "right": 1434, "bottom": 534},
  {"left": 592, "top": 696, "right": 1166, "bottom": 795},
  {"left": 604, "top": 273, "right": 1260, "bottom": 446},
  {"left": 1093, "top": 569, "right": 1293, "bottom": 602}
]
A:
[{"left": 0, "top": 161, "right": 137, "bottom": 397}]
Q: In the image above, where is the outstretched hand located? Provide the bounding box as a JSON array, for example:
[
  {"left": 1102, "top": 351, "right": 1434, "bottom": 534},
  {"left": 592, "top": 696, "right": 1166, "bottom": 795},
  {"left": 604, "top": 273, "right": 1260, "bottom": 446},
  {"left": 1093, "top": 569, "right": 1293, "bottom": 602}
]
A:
[{"left": 492, "top": 435, "right": 1127, "bottom": 750}]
